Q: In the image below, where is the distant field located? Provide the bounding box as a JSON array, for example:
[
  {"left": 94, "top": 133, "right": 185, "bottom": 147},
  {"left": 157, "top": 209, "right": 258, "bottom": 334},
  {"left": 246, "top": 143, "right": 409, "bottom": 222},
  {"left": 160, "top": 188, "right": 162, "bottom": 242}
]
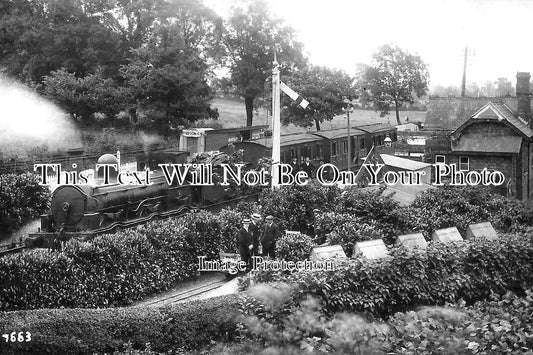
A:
[
  {"left": 210, "top": 96, "right": 426, "bottom": 134},
  {"left": 211, "top": 96, "right": 269, "bottom": 128}
]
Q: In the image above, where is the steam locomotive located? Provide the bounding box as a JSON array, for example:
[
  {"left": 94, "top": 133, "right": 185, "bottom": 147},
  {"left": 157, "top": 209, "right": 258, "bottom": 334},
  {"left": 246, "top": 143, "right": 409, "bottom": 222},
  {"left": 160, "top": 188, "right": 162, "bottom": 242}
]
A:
[{"left": 26, "top": 150, "right": 254, "bottom": 247}]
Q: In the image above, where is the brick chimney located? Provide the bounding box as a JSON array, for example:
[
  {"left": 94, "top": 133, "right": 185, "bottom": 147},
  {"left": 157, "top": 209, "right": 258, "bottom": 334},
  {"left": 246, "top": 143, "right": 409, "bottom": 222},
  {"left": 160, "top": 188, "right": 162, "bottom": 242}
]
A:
[{"left": 516, "top": 72, "right": 531, "bottom": 125}]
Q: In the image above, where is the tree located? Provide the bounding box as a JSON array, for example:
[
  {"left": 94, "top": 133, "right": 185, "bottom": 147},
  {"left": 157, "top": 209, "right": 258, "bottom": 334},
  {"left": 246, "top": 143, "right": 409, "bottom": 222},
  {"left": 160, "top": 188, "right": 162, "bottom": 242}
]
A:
[
  {"left": 431, "top": 84, "right": 460, "bottom": 97},
  {"left": 43, "top": 68, "right": 125, "bottom": 124},
  {"left": 223, "top": 0, "right": 306, "bottom": 126},
  {"left": 465, "top": 82, "right": 480, "bottom": 97},
  {"left": 120, "top": 23, "right": 217, "bottom": 133},
  {"left": 281, "top": 66, "right": 356, "bottom": 130},
  {"left": 356, "top": 44, "right": 429, "bottom": 125},
  {"left": 495, "top": 77, "right": 514, "bottom": 96},
  {"left": 0, "top": 0, "right": 124, "bottom": 83},
  {"left": 481, "top": 80, "right": 496, "bottom": 97}
]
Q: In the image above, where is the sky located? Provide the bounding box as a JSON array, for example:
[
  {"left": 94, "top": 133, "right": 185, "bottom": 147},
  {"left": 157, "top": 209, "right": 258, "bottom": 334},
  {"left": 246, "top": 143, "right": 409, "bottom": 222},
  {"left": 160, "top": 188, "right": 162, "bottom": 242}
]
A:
[{"left": 204, "top": 0, "right": 533, "bottom": 88}]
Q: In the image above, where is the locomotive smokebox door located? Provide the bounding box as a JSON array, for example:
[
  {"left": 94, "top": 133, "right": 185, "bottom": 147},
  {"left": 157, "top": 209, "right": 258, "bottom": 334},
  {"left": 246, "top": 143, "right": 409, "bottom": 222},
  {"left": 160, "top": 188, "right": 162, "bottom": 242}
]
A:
[{"left": 51, "top": 186, "right": 93, "bottom": 230}]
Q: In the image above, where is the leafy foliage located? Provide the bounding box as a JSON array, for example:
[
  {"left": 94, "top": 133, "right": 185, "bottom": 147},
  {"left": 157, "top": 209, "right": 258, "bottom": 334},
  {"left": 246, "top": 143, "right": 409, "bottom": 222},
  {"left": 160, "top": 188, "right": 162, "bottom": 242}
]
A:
[
  {"left": 0, "top": 295, "right": 239, "bottom": 354},
  {"left": 1, "top": 0, "right": 222, "bottom": 129},
  {"left": 0, "top": 0, "right": 125, "bottom": 83},
  {"left": 120, "top": 24, "right": 218, "bottom": 132},
  {"left": 258, "top": 182, "right": 340, "bottom": 232},
  {"left": 333, "top": 187, "right": 411, "bottom": 244},
  {"left": 315, "top": 212, "right": 386, "bottom": 256},
  {"left": 406, "top": 185, "right": 533, "bottom": 237},
  {"left": 356, "top": 43, "right": 429, "bottom": 125},
  {"left": 222, "top": 0, "right": 306, "bottom": 126},
  {"left": 229, "top": 281, "right": 533, "bottom": 354},
  {"left": 43, "top": 68, "right": 125, "bottom": 124},
  {"left": 281, "top": 66, "right": 356, "bottom": 130},
  {"left": 242, "top": 234, "right": 533, "bottom": 319},
  {"left": 275, "top": 232, "right": 316, "bottom": 262},
  {"left": 0, "top": 173, "right": 50, "bottom": 232},
  {"left": 0, "top": 209, "right": 242, "bottom": 310}
]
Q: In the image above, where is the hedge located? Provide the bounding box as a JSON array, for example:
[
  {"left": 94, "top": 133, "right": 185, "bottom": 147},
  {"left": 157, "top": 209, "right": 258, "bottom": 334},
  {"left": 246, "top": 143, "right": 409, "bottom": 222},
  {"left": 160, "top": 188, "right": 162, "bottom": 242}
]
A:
[
  {"left": 0, "top": 295, "right": 239, "bottom": 355},
  {"left": 406, "top": 185, "right": 533, "bottom": 237},
  {"left": 258, "top": 182, "right": 340, "bottom": 232},
  {"left": 0, "top": 209, "right": 242, "bottom": 311},
  {"left": 205, "top": 288, "right": 533, "bottom": 355},
  {"left": 242, "top": 233, "right": 533, "bottom": 318},
  {"left": 0, "top": 173, "right": 50, "bottom": 232}
]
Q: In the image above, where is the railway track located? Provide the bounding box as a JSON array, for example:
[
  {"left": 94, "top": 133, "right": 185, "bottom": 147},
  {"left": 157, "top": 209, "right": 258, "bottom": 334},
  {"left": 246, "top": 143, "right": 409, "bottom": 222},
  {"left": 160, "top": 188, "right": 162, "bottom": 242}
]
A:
[
  {"left": 142, "top": 278, "right": 230, "bottom": 307},
  {"left": 0, "top": 194, "right": 257, "bottom": 257}
]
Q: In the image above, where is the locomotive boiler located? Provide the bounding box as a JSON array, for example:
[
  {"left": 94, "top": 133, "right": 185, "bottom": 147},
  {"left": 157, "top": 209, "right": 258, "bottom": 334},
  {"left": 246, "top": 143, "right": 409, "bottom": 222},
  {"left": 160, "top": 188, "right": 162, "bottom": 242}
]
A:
[{"left": 40, "top": 175, "right": 192, "bottom": 234}]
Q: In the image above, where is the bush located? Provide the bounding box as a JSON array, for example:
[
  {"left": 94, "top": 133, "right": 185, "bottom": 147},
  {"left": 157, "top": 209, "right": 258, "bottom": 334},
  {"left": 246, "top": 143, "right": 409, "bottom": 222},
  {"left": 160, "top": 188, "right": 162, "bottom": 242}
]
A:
[
  {"left": 315, "top": 212, "right": 385, "bottom": 255},
  {"left": 214, "top": 287, "right": 533, "bottom": 355},
  {"left": 259, "top": 182, "right": 340, "bottom": 232},
  {"left": 387, "top": 289, "right": 533, "bottom": 354},
  {"left": 275, "top": 232, "right": 316, "bottom": 262},
  {"left": 0, "top": 295, "right": 239, "bottom": 355},
  {"left": 0, "top": 173, "right": 50, "bottom": 232},
  {"left": 0, "top": 209, "right": 243, "bottom": 311},
  {"left": 406, "top": 185, "right": 533, "bottom": 238},
  {"left": 333, "top": 187, "right": 411, "bottom": 243},
  {"left": 242, "top": 234, "right": 533, "bottom": 319}
]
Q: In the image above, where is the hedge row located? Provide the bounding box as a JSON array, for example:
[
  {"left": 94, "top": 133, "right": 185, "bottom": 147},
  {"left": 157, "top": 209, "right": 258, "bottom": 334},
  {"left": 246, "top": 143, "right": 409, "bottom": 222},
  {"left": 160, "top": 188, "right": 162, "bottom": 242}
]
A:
[
  {"left": 0, "top": 295, "right": 239, "bottom": 355},
  {"left": 256, "top": 184, "right": 533, "bottom": 241},
  {"left": 207, "top": 287, "right": 533, "bottom": 355},
  {"left": 242, "top": 233, "right": 533, "bottom": 318},
  {"left": 0, "top": 209, "right": 242, "bottom": 311},
  {"left": 405, "top": 185, "right": 533, "bottom": 237}
]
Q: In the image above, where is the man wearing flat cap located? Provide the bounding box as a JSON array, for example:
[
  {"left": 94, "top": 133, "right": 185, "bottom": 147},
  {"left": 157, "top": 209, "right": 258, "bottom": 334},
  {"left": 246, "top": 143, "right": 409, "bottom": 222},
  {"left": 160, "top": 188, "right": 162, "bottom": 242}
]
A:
[
  {"left": 250, "top": 213, "right": 262, "bottom": 256},
  {"left": 261, "top": 215, "right": 281, "bottom": 258},
  {"left": 238, "top": 218, "right": 253, "bottom": 271}
]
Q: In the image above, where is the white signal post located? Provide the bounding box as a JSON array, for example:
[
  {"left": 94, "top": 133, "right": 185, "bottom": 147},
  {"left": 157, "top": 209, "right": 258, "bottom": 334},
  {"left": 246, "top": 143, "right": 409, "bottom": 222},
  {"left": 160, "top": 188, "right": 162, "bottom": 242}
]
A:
[{"left": 271, "top": 58, "right": 281, "bottom": 190}]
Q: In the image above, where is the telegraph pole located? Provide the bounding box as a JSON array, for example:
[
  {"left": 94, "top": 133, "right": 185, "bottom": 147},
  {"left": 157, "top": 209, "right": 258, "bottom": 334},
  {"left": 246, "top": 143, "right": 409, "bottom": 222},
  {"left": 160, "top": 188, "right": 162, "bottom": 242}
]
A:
[
  {"left": 347, "top": 108, "right": 351, "bottom": 172},
  {"left": 461, "top": 47, "right": 468, "bottom": 97},
  {"left": 343, "top": 99, "right": 353, "bottom": 171},
  {"left": 271, "top": 55, "right": 281, "bottom": 190},
  {"left": 460, "top": 47, "right": 476, "bottom": 97}
]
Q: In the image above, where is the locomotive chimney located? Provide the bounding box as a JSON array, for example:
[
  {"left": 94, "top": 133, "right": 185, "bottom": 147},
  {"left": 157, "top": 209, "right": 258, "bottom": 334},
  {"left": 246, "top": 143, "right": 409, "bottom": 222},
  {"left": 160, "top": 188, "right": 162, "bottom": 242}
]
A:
[{"left": 516, "top": 72, "right": 531, "bottom": 126}]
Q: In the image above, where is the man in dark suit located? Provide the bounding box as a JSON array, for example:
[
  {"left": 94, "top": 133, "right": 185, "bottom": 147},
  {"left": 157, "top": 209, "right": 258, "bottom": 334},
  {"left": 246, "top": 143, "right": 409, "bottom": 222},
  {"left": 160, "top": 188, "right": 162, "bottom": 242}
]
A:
[
  {"left": 261, "top": 215, "right": 281, "bottom": 258},
  {"left": 301, "top": 157, "right": 315, "bottom": 178},
  {"left": 250, "top": 213, "right": 263, "bottom": 255},
  {"left": 238, "top": 218, "right": 253, "bottom": 271},
  {"left": 289, "top": 157, "right": 300, "bottom": 175}
]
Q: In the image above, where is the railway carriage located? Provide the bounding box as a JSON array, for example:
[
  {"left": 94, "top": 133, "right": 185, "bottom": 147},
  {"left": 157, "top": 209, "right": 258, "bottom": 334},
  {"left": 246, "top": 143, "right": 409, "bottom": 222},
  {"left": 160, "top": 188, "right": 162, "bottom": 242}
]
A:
[{"left": 221, "top": 123, "right": 397, "bottom": 171}]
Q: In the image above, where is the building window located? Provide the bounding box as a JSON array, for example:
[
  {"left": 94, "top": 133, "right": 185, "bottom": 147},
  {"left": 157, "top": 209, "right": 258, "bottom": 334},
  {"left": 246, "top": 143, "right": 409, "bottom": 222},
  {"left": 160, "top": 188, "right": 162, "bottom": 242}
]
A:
[
  {"left": 435, "top": 155, "right": 446, "bottom": 165},
  {"left": 332, "top": 142, "right": 338, "bottom": 157},
  {"left": 343, "top": 140, "right": 348, "bottom": 154},
  {"left": 459, "top": 156, "right": 469, "bottom": 171},
  {"left": 360, "top": 138, "right": 365, "bottom": 150}
]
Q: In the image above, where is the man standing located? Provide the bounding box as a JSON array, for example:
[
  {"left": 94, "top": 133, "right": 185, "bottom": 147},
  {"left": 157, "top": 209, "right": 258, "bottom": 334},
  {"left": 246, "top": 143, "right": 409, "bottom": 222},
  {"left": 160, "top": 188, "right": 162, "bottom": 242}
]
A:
[
  {"left": 301, "top": 157, "right": 315, "bottom": 178},
  {"left": 289, "top": 157, "right": 300, "bottom": 175},
  {"left": 238, "top": 218, "right": 253, "bottom": 271},
  {"left": 261, "top": 215, "right": 281, "bottom": 258},
  {"left": 250, "top": 213, "right": 263, "bottom": 255}
]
